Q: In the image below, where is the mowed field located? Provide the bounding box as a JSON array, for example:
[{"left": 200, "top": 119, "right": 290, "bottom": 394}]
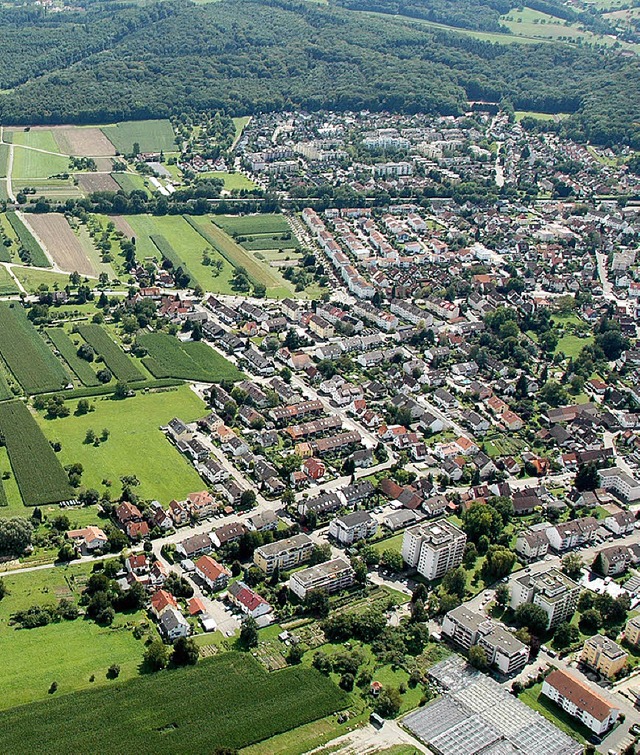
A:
[
  {"left": 36, "top": 387, "right": 208, "bottom": 502},
  {"left": 0, "top": 565, "right": 147, "bottom": 710},
  {"left": 9, "top": 130, "right": 70, "bottom": 180},
  {"left": 0, "top": 652, "right": 348, "bottom": 755},
  {"left": 100, "top": 119, "right": 176, "bottom": 155},
  {"left": 25, "top": 214, "right": 96, "bottom": 277}
]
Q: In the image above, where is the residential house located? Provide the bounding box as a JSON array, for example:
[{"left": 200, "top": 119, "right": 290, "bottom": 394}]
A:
[
  {"left": 542, "top": 669, "right": 620, "bottom": 735},
  {"left": 158, "top": 606, "right": 190, "bottom": 641},
  {"left": 329, "top": 511, "right": 378, "bottom": 545},
  {"left": 581, "top": 635, "right": 628, "bottom": 679},
  {"left": 195, "top": 555, "right": 231, "bottom": 592},
  {"left": 228, "top": 581, "right": 272, "bottom": 619},
  {"left": 66, "top": 526, "right": 108, "bottom": 554}
]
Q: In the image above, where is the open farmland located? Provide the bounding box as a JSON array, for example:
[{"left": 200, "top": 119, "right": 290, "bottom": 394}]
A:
[
  {"left": 125, "top": 214, "right": 235, "bottom": 293},
  {"left": 0, "top": 303, "right": 69, "bottom": 394},
  {"left": 45, "top": 328, "right": 100, "bottom": 387},
  {"left": 0, "top": 651, "right": 347, "bottom": 755},
  {"left": 52, "top": 126, "right": 116, "bottom": 156},
  {"left": 25, "top": 214, "right": 96, "bottom": 277},
  {"left": 76, "top": 324, "right": 144, "bottom": 383},
  {"left": 139, "top": 333, "right": 243, "bottom": 383},
  {"left": 0, "top": 400, "right": 73, "bottom": 505},
  {"left": 100, "top": 119, "right": 176, "bottom": 155},
  {"left": 36, "top": 388, "right": 208, "bottom": 502},
  {"left": 0, "top": 266, "right": 19, "bottom": 295},
  {"left": 77, "top": 173, "right": 119, "bottom": 194},
  {"left": 6, "top": 211, "right": 51, "bottom": 268},
  {"left": 186, "top": 216, "right": 293, "bottom": 297},
  {"left": 214, "top": 213, "right": 291, "bottom": 237},
  {"left": 150, "top": 234, "right": 195, "bottom": 286},
  {"left": 9, "top": 130, "right": 70, "bottom": 180},
  {"left": 0, "top": 369, "right": 12, "bottom": 401}
]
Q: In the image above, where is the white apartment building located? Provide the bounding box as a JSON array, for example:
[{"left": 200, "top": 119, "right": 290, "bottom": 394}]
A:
[
  {"left": 599, "top": 467, "right": 640, "bottom": 502},
  {"left": 289, "top": 558, "right": 355, "bottom": 599},
  {"left": 542, "top": 669, "right": 620, "bottom": 735},
  {"left": 510, "top": 568, "right": 580, "bottom": 629},
  {"left": 253, "top": 533, "right": 314, "bottom": 575},
  {"left": 329, "top": 511, "right": 378, "bottom": 546},
  {"left": 402, "top": 520, "right": 466, "bottom": 580}
]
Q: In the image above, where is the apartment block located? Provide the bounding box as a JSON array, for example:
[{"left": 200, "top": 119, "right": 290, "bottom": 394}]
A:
[
  {"left": 442, "top": 605, "right": 529, "bottom": 676},
  {"left": 510, "top": 568, "right": 579, "bottom": 629},
  {"left": 581, "top": 635, "right": 628, "bottom": 679},
  {"left": 401, "top": 519, "right": 466, "bottom": 580},
  {"left": 253, "top": 533, "right": 314, "bottom": 575},
  {"left": 289, "top": 558, "right": 355, "bottom": 599},
  {"left": 542, "top": 669, "right": 620, "bottom": 735},
  {"left": 329, "top": 511, "right": 378, "bottom": 545}
]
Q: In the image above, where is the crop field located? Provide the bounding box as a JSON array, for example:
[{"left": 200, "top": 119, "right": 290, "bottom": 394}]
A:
[
  {"left": 139, "top": 333, "right": 243, "bottom": 383},
  {"left": 214, "top": 213, "right": 291, "bottom": 237},
  {"left": 187, "top": 216, "right": 292, "bottom": 297},
  {"left": 100, "top": 119, "right": 176, "bottom": 154},
  {"left": 52, "top": 126, "right": 116, "bottom": 156},
  {"left": 0, "top": 266, "right": 19, "bottom": 294},
  {"left": 0, "top": 368, "right": 12, "bottom": 401},
  {"left": 0, "top": 400, "right": 73, "bottom": 506},
  {"left": 126, "top": 214, "right": 235, "bottom": 293},
  {"left": 45, "top": 328, "right": 100, "bottom": 386},
  {"left": 0, "top": 143, "right": 8, "bottom": 178},
  {"left": 76, "top": 324, "right": 144, "bottom": 383},
  {"left": 0, "top": 302, "right": 69, "bottom": 394},
  {"left": 0, "top": 565, "right": 146, "bottom": 710},
  {"left": 10, "top": 131, "right": 70, "bottom": 180},
  {"left": 0, "top": 651, "right": 347, "bottom": 754},
  {"left": 240, "top": 234, "right": 301, "bottom": 252},
  {"left": 77, "top": 172, "right": 120, "bottom": 194},
  {"left": 6, "top": 211, "right": 51, "bottom": 268},
  {"left": 25, "top": 214, "right": 96, "bottom": 277},
  {"left": 36, "top": 387, "right": 209, "bottom": 502}
]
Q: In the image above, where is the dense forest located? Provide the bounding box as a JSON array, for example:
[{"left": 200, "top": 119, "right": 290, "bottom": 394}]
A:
[{"left": 0, "top": 0, "right": 637, "bottom": 148}]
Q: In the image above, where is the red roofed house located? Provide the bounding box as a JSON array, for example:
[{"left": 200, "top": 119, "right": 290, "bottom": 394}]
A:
[
  {"left": 195, "top": 555, "right": 231, "bottom": 592},
  {"left": 303, "top": 457, "right": 326, "bottom": 481},
  {"left": 150, "top": 589, "right": 178, "bottom": 618},
  {"left": 126, "top": 520, "right": 150, "bottom": 540},
  {"left": 125, "top": 554, "right": 148, "bottom": 576},
  {"left": 116, "top": 501, "right": 142, "bottom": 525},
  {"left": 66, "top": 526, "right": 108, "bottom": 554},
  {"left": 188, "top": 596, "right": 207, "bottom": 616},
  {"left": 228, "top": 580, "right": 272, "bottom": 619},
  {"left": 542, "top": 668, "right": 620, "bottom": 735}
]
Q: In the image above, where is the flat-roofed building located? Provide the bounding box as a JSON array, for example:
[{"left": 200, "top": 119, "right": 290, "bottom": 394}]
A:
[
  {"left": 510, "top": 568, "right": 579, "bottom": 629},
  {"left": 289, "top": 558, "right": 355, "bottom": 599},
  {"left": 253, "top": 533, "right": 314, "bottom": 575},
  {"left": 581, "top": 635, "right": 628, "bottom": 679},
  {"left": 401, "top": 519, "right": 466, "bottom": 580},
  {"left": 626, "top": 615, "right": 640, "bottom": 647}
]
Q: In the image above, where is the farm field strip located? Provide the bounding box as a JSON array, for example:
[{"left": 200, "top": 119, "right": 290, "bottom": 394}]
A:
[
  {"left": 186, "top": 216, "right": 289, "bottom": 293},
  {"left": 25, "top": 214, "right": 96, "bottom": 277},
  {"left": 150, "top": 234, "right": 196, "bottom": 286},
  {"left": 76, "top": 324, "right": 144, "bottom": 383},
  {"left": 213, "top": 213, "right": 291, "bottom": 236},
  {"left": 6, "top": 211, "right": 51, "bottom": 268},
  {"left": 52, "top": 126, "right": 117, "bottom": 157},
  {"left": 0, "top": 400, "right": 73, "bottom": 506},
  {"left": 0, "top": 265, "right": 19, "bottom": 293},
  {"left": 139, "top": 332, "right": 243, "bottom": 383},
  {"left": 45, "top": 328, "right": 100, "bottom": 386},
  {"left": 0, "top": 302, "right": 69, "bottom": 394},
  {"left": 0, "top": 368, "right": 12, "bottom": 401},
  {"left": 0, "top": 652, "right": 347, "bottom": 754}
]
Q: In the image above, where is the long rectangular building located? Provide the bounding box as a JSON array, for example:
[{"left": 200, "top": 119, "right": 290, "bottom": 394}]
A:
[
  {"left": 253, "top": 533, "right": 314, "bottom": 575},
  {"left": 289, "top": 558, "right": 355, "bottom": 599}
]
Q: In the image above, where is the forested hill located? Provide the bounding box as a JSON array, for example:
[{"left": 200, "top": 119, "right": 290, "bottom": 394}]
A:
[{"left": 0, "top": 0, "right": 637, "bottom": 148}]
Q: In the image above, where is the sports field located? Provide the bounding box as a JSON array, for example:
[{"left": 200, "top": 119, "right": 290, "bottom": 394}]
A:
[
  {"left": 35, "top": 387, "right": 208, "bottom": 502},
  {"left": 100, "top": 119, "right": 176, "bottom": 155},
  {"left": 0, "top": 651, "right": 347, "bottom": 754}
]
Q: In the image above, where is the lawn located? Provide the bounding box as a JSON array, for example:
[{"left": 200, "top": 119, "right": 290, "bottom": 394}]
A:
[
  {"left": 35, "top": 387, "right": 208, "bottom": 503},
  {"left": 11, "top": 266, "right": 73, "bottom": 293},
  {"left": 515, "top": 111, "right": 570, "bottom": 122},
  {"left": 0, "top": 564, "right": 147, "bottom": 709},
  {"left": 6, "top": 211, "right": 51, "bottom": 267},
  {"left": 518, "top": 683, "right": 587, "bottom": 743},
  {"left": 100, "top": 119, "right": 176, "bottom": 154},
  {"left": 198, "top": 171, "right": 256, "bottom": 191},
  {"left": 0, "top": 651, "right": 348, "bottom": 754},
  {"left": 372, "top": 532, "right": 404, "bottom": 556},
  {"left": 555, "top": 333, "right": 592, "bottom": 359},
  {"left": 113, "top": 172, "right": 151, "bottom": 195},
  {"left": 126, "top": 214, "right": 237, "bottom": 294}
]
